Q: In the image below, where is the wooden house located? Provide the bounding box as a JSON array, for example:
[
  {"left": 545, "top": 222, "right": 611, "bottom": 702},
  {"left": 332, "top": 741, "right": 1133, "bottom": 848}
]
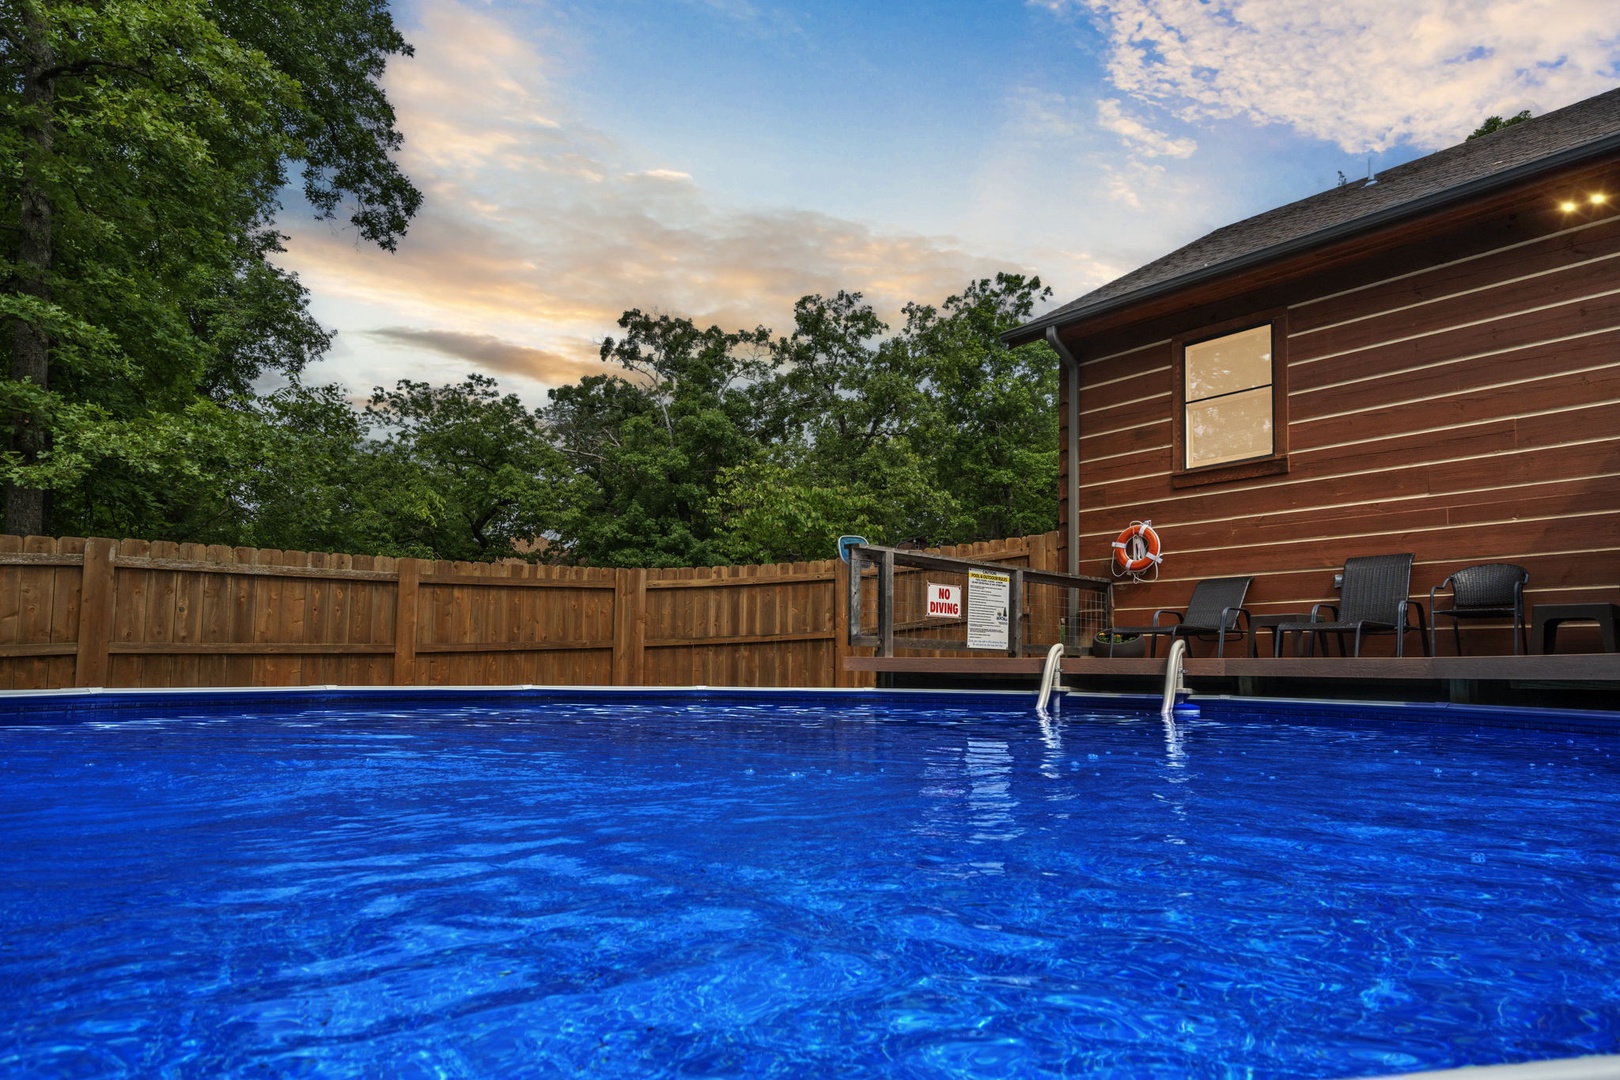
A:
[{"left": 1007, "top": 86, "right": 1620, "bottom": 657}]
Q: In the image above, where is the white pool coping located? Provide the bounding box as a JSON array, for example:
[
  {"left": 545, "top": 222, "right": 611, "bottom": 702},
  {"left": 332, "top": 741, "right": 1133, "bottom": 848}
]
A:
[{"left": 1349, "top": 1055, "right": 1620, "bottom": 1079}]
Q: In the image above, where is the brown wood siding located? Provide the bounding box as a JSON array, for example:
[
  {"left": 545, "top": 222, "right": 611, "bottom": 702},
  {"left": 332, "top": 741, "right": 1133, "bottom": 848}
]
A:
[{"left": 1071, "top": 181, "right": 1620, "bottom": 655}]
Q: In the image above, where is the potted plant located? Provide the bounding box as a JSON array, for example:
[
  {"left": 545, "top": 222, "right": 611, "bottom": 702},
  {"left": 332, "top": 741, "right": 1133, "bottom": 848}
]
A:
[{"left": 1092, "top": 631, "right": 1146, "bottom": 658}]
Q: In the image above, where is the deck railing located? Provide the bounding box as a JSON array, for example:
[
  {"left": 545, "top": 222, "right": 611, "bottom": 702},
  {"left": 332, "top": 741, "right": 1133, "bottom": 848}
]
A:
[{"left": 847, "top": 544, "right": 1111, "bottom": 658}]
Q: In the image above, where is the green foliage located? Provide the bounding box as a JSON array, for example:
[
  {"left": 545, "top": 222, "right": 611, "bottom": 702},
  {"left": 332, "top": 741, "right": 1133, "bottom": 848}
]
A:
[
  {"left": 1468, "top": 110, "right": 1532, "bottom": 140},
  {"left": 542, "top": 310, "right": 774, "bottom": 567},
  {"left": 1, "top": 0, "right": 418, "bottom": 534},
  {"left": 3, "top": 2, "right": 1059, "bottom": 565},
  {"left": 894, "top": 273, "right": 1059, "bottom": 543},
  {"left": 41, "top": 384, "right": 370, "bottom": 548},
  {"left": 549, "top": 273, "right": 1060, "bottom": 567},
  {"left": 364, "top": 375, "right": 569, "bottom": 562}
]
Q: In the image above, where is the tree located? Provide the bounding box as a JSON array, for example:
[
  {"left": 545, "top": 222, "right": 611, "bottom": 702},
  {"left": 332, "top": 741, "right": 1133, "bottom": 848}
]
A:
[
  {"left": 1468, "top": 110, "right": 1532, "bottom": 140},
  {"left": 709, "top": 290, "right": 957, "bottom": 562},
  {"left": 544, "top": 310, "right": 772, "bottom": 566},
  {"left": 547, "top": 278, "right": 1063, "bottom": 566},
  {"left": 364, "top": 375, "right": 569, "bottom": 562},
  {"left": 898, "top": 273, "right": 1060, "bottom": 543},
  {"left": 0, "top": 0, "right": 419, "bottom": 537}
]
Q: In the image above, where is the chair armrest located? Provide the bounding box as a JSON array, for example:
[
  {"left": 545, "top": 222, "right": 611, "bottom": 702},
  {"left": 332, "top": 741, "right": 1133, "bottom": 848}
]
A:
[
  {"left": 1399, "top": 599, "right": 1427, "bottom": 631},
  {"left": 1219, "top": 606, "right": 1251, "bottom": 632},
  {"left": 1150, "top": 610, "right": 1184, "bottom": 627},
  {"left": 1309, "top": 603, "right": 1337, "bottom": 621},
  {"left": 1427, "top": 575, "right": 1455, "bottom": 613}
]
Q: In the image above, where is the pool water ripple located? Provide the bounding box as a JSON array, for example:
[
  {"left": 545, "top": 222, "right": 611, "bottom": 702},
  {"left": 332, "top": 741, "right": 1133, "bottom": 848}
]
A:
[{"left": 1, "top": 700, "right": 1617, "bottom": 1078}]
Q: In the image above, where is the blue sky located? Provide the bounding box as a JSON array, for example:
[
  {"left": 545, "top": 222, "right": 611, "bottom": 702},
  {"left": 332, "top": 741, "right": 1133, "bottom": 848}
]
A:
[{"left": 273, "top": 0, "right": 1620, "bottom": 405}]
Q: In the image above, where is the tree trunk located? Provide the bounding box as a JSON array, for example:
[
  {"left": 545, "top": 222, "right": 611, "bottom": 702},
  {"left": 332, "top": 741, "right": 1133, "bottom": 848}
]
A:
[{"left": 6, "top": 1, "right": 56, "bottom": 537}]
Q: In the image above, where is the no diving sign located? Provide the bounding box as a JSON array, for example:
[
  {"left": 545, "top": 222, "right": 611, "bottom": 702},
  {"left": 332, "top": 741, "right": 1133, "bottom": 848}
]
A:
[{"left": 925, "top": 583, "right": 961, "bottom": 618}]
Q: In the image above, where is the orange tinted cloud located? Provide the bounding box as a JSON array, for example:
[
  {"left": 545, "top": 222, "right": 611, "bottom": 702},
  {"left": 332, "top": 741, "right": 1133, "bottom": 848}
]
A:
[
  {"left": 363, "top": 328, "right": 602, "bottom": 385},
  {"left": 275, "top": 0, "right": 1045, "bottom": 396}
]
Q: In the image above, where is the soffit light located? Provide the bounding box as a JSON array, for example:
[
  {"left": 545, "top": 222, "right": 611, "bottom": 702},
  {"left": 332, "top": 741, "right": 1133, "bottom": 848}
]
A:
[{"left": 1559, "top": 192, "right": 1610, "bottom": 212}]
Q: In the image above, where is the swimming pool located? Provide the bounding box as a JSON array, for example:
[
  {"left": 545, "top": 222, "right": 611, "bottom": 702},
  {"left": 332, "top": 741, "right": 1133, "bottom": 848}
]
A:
[{"left": 1, "top": 688, "right": 1617, "bottom": 1078}]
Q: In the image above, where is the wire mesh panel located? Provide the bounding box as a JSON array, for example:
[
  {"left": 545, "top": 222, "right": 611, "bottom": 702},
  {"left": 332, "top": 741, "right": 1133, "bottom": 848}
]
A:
[{"left": 849, "top": 546, "right": 1109, "bottom": 657}]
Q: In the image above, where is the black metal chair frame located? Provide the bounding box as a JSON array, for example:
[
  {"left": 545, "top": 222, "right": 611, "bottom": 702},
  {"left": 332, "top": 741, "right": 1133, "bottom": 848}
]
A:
[
  {"left": 1104, "top": 576, "right": 1253, "bottom": 658},
  {"left": 1427, "top": 563, "right": 1529, "bottom": 656},
  {"left": 1274, "top": 554, "right": 1430, "bottom": 658}
]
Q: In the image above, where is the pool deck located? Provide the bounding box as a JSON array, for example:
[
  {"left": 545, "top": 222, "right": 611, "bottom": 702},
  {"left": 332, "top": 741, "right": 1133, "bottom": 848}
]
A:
[{"left": 847, "top": 653, "right": 1620, "bottom": 707}]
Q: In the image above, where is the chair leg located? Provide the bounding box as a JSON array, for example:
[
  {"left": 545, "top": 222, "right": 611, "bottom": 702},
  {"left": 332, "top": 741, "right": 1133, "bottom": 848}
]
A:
[{"left": 1451, "top": 618, "right": 1462, "bottom": 657}]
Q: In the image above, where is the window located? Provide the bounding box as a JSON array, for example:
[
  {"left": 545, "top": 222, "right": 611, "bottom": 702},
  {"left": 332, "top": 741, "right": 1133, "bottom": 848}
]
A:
[{"left": 1174, "top": 319, "right": 1287, "bottom": 486}]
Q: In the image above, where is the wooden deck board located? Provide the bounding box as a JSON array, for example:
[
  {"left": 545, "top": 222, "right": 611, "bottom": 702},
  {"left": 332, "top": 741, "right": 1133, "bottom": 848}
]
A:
[{"left": 845, "top": 654, "right": 1620, "bottom": 681}]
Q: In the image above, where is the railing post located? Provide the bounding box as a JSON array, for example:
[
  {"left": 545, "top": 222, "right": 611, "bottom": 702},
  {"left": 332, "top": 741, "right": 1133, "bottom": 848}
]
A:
[
  {"left": 878, "top": 548, "right": 895, "bottom": 658},
  {"left": 74, "top": 537, "right": 116, "bottom": 687},
  {"left": 1008, "top": 568, "right": 1024, "bottom": 657},
  {"left": 845, "top": 550, "right": 863, "bottom": 649},
  {"left": 393, "top": 557, "right": 421, "bottom": 685}
]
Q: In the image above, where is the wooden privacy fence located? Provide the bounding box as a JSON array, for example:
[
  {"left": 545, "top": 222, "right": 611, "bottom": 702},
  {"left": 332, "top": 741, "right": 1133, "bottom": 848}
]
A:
[{"left": 0, "top": 532, "right": 1062, "bottom": 691}]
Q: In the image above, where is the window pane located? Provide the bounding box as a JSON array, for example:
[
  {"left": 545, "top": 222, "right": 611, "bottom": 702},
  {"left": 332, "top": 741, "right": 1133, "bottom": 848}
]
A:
[
  {"left": 1186, "top": 325, "right": 1272, "bottom": 401},
  {"left": 1185, "top": 387, "right": 1272, "bottom": 469}
]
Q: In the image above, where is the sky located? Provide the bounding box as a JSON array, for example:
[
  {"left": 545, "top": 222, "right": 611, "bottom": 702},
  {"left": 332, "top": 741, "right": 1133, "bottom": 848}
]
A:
[{"left": 271, "top": 0, "right": 1620, "bottom": 406}]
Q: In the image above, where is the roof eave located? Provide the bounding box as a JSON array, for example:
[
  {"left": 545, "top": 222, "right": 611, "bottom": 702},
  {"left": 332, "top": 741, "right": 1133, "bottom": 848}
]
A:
[{"left": 1004, "top": 130, "right": 1620, "bottom": 348}]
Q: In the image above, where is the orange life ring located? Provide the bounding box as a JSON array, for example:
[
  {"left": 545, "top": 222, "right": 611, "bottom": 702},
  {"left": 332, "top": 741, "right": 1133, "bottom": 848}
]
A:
[{"left": 1112, "top": 521, "right": 1162, "bottom": 574}]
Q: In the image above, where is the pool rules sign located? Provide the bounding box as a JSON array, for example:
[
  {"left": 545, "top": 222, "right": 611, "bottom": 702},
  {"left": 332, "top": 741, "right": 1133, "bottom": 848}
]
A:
[{"left": 966, "top": 569, "right": 1010, "bottom": 650}]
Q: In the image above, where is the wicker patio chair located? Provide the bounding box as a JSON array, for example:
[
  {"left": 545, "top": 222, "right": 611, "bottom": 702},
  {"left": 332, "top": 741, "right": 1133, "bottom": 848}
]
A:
[
  {"left": 1103, "top": 575, "right": 1252, "bottom": 658},
  {"left": 1428, "top": 563, "right": 1529, "bottom": 656},
  {"left": 1273, "top": 554, "right": 1429, "bottom": 657}
]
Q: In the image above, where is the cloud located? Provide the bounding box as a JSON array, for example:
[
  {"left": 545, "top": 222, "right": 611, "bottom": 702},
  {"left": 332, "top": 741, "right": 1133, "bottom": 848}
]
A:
[
  {"left": 1071, "top": 0, "right": 1620, "bottom": 151},
  {"left": 275, "top": 0, "right": 1021, "bottom": 396},
  {"left": 363, "top": 328, "right": 602, "bottom": 385},
  {"left": 1096, "top": 98, "right": 1196, "bottom": 158}
]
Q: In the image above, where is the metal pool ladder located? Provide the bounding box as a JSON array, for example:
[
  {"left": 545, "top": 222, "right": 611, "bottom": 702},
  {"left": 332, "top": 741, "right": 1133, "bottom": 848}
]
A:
[
  {"left": 1035, "top": 642, "right": 1065, "bottom": 715},
  {"left": 1161, "top": 638, "right": 1188, "bottom": 719}
]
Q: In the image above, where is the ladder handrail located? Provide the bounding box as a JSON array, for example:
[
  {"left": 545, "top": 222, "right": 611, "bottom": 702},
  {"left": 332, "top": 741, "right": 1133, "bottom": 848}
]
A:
[
  {"left": 1161, "top": 638, "right": 1188, "bottom": 719},
  {"left": 1035, "top": 642, "right": 1065, "bottom": 715}
]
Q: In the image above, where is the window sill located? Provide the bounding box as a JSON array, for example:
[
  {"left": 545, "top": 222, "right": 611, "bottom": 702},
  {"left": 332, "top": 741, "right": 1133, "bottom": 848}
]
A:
[{"left": 1171, "top": 455, "right": 1289, "bottom": 489}]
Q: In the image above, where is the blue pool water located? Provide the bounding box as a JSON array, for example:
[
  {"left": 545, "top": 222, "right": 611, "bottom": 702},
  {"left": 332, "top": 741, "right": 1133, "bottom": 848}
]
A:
[{"left": 1, "top": 691, "right": 1617, "bottom": 1078}]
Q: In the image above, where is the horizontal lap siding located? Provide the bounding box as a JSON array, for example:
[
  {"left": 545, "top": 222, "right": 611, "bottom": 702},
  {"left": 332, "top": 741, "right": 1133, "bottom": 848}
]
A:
[{"left": 1076, "top": 204, "right": 1620, "bottom": 654}]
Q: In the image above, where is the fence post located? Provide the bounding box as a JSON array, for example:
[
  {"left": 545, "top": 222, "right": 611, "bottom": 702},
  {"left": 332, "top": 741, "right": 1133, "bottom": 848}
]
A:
[
  {"left": 393, "top": 558, "right": 421, "bottom": 685},
  {"left": 74, "top": 537, "right": 116, "bottom": 687},
  {"left": 612, "top": 568, "right": 646, "bottom": 686},
  {"left": 833, "top": 558, "right": 851, "bottom": 687}
]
